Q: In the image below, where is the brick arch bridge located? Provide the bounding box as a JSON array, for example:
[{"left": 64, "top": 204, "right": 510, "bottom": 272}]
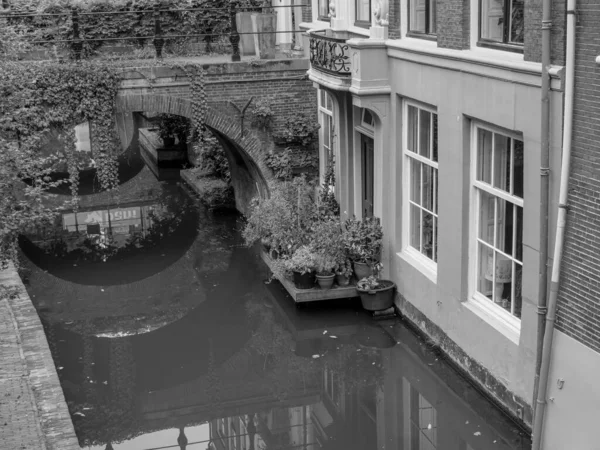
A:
[
  {"left": 115, "top": 59, "right": 316, "bottom": 215},
  {"left": 115, "top": 92, "right": 272, "bottom": 215}
]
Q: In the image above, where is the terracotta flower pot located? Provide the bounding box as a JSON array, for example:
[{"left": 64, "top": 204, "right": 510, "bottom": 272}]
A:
[
  {"left": 293, "top": 271, "right": 316, "bottom": 289},
  {"left": 335, "top": 273, "right": 351, "bottom": 287},
  {"left": 316, "top": 273, "right": 335, "bottom": 290},
  {"left": 353, "top": 261, "right": 374, "bottom": 281}
]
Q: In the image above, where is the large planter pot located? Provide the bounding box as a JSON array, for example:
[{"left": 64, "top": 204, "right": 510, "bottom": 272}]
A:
[
  {"left": 316, "top": 273, "right": 335, "bottom": 290},
  {"left": 162, "top": 136, "right": 175, "bottom": 148},
  {"left": 293, "top": 271, "right": 316, "bottom": 290},
  {"left": 357, "top": 280, "right": 396, "bottom": 311},
  {"left": 251, "top": 12, "right": 277, "bottom": 59},
  {"left": 353, "top": 261, "right": 374, "bottom": 281}
]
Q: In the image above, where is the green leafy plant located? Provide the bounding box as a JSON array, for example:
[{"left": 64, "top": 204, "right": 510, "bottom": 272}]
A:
[
  {"left": 273, "top": 113, "right": 320, "bottom": 148},
  {"left": 156, "top": 113, "right": 190, "bottom": 143},
  {"left": 284, "top": 245, "right": 317, "bottom": 274},
  {"left": 343, "top": 216, "right": 383, "bottom": 264},
  {"left": 251, "top": 97, "right": 274, "bottom": 130}
]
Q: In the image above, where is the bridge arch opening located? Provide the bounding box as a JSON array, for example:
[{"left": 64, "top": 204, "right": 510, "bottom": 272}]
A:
[{"left": 115, "top": 93, "right": 274, "bottom": 215}]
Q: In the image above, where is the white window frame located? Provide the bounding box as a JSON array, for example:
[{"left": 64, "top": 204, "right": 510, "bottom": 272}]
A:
[
  {"left": 467, "top": 121, "right": 523, "bottom": 341},
  {"left": 319, "top": 89, "right": 335, "bottom": 189},
  {"left": 400, "top": 100, "right": 438, "bottom": 283}
]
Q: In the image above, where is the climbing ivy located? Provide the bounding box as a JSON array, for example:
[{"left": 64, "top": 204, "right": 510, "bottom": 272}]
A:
[{"left": 0, "top": 60, "right": 121, "bottom": 266}]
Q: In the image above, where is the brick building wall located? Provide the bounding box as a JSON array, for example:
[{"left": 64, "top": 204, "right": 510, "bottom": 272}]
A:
[
  {"left": 388, "top": 0, "right": 401, "bottom": 39},
  {"left": 524, "top": 0, "right": 566, "bottom": 64},
  {"left": 556, "top": 0, "right": 600, "bottom": 352},
  {"left": 302, "top": 2, "right": 312, "bottom": 23},
  {"left": 436, "top": 0, "right": 470, "bottom": 49}
]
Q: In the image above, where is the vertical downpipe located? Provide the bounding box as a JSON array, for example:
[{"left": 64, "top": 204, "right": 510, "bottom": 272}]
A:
[
  {"left": 531, "top": 0, "right": 576, "bottom": 447},
  {"left": 533, "top": 0, "right": 553, "bottom": 419}
]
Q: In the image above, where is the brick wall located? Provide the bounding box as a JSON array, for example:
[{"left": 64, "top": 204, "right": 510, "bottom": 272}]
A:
[
  {"left": 302, "top": 2, "right": 312, "bottom": 23},
  {"left": 388, "top": 0, "right": 400, "bottom": 39},
  {"left": 556, "top": 0, "right": 600, "bottom": 353},
  {"left": 436, "top": 0, "right": 470, "bottom": 50},
  {"left": 524, "top": 0, "right": 566, "bottom": 65}
]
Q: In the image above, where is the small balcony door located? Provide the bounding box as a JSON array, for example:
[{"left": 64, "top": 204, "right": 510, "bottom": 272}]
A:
[{"left": 361, "top": 133, "right": 374, "bottom": 218}]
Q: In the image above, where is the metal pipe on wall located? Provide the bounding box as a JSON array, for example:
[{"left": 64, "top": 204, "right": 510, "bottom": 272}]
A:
[
  {"left": 532, "top": 0, "right": 553, "bottom": 419},
  {"left": 531, "top": 0, "right": 577, "bottom": 447}
]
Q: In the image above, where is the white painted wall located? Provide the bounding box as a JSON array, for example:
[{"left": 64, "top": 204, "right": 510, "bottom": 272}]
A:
[{"left": 541, "top": 330, "right": 600, "bottom": 450}]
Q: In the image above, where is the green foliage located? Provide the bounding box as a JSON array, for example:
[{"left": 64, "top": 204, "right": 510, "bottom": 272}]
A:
[
  {"left": 265, "top": 148, "right": 319, "bottom": 181},
  {"left": 242, "top": 175, "right": 317, "bottom": 256},
  {"left": 193, "top": 128, "right": 230, "bottom": 180},
  {"left": 284, "top": 245, "right": 317, "bottom": 274},
  {"left": 343, "top": 216, "right": 383, "bottom": 264},
  {"left": 156, "top": 113, "right": 190, "bottom": 142},
  {"left": 310, "top": 218, "right": 344, "bottom": 274},
  {"left": 250, "top": 97, "right": 273, "bottom": 130},
  {"left": 4, "top": 0, "right": 233, "bottom": 58},
  {"left": 273, "top": 112, "right": 320, "bottom": 147},
  {"left": 0, "top": 60, "right": 121, "bottom": 266}
]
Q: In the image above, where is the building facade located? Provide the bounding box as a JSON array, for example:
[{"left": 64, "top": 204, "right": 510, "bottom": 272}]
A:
[{"left": 296, "top": 0, "right": 594, "bottom": 445}]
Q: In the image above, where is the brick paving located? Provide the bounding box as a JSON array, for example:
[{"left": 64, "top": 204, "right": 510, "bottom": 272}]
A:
[{"left": 0, "top": 265, "right": 79, "bottom": 450}]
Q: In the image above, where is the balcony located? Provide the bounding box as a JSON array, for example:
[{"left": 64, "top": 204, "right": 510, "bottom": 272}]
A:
[{"left": 308, "top": 30, "right": 352, "bottom": 78}]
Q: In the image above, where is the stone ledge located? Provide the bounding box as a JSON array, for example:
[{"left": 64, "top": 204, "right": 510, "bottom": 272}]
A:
[{"left": 0, "top": 264, "right": 80, "bottom": 450}]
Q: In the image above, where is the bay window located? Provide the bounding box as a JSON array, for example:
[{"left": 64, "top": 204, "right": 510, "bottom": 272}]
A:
[
  {"left": 404, "top": 103, "right": 438, "bottom": 265},
  {"left": 473, "top": 125, "right": 524, "bottom": 319},
  {"left": 480, "top": 0, "right": 524, "bottom": 47}
]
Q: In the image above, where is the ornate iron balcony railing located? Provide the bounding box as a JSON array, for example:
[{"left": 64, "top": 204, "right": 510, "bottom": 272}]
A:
[{"left": 309, "top": 30, "right": 351, "bottom": 77}]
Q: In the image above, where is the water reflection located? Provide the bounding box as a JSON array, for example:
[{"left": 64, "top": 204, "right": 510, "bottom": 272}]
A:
[{"left": 22, "top": 180, "right": 530, "bottom": 450}]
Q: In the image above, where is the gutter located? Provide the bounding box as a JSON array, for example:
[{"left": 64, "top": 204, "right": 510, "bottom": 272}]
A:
[
  {"left": 531, "top": 0, "right": 577, "bottom": 447},
  {"left": 532, "top": 0, "right": 553, "bottom": 420}
]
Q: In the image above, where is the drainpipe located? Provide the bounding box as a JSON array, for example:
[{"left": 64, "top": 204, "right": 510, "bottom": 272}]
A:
[
  {"left": 531, "top": 0, "right": 576, "bottom": 447},
  {"left": 532, "top": 0, "right": 553, "bottom": 418}
]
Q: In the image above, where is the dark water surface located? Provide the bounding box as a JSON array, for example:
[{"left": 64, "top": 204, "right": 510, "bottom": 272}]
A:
[{"left": 21, "top": 171, "right": 532, "bottom": 450}]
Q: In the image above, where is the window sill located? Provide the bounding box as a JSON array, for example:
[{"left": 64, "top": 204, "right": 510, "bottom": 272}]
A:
[
  {"left": 354, "top": 20, "right": 372, "bottom": 29},
  {"left": 464, "top": 293, "right": 521, "bottom": 345},
  {"left": 406, "top": 31, "right": 437, "bottom": 42},
  {"left": 477, "top": 40, "right": 524, "bottom": 54},
  {"left": 317, "top": 16, "right": 331, "bottom": 22},
  {"left": 397, "top": 247, "right": 437, "bottom": 284}
]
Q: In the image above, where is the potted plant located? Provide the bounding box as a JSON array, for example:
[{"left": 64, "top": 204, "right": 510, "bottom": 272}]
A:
[
  {"left": 314, "top": 253, "right": 336, "bottom": 290},
  {"left": 285, "top": 245, "right": 317, "bottom": 289},
  {"left": 356, "top": 264, "right": 396, "bottom": 311},
  {"left": 344, "top": 216, "right": 383, "bottom": 280},
  {"left": 334, "top": 257, "right": 353, "bottom": 287},
  {"left": 157, "top": 114, "right": 190, "bottom": 148},
  {"left": 310, "top": 218, "right": 346, "bottom": 289}
]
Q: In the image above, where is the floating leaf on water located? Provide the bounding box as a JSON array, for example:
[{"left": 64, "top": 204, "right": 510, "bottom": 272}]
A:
[
  {"left": 330, "top": 336, "right": 338, "bottom": 339},
  {"left": 312, "top": 354, "right": 320, "bottom": 359},
  {"left": 323, "top": 330, "right": 328, "bottom": 335},
  {"left": 474, "top": 432, "right": 481, "bottom": 436}
]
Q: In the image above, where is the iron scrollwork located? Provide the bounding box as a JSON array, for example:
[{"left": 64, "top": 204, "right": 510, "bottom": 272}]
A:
[{"left": 309, "top": 31, "right": 351, "bottom": 77}]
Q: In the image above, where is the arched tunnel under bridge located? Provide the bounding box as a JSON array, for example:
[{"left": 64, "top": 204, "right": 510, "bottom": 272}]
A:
[{"left": 115, "top": 93, "right": 275, "bottom": 215}]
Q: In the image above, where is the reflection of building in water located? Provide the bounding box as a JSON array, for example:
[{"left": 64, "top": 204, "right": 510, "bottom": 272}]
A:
[{"left": 61, "top": 202, "right": 163, "bottom": 246}]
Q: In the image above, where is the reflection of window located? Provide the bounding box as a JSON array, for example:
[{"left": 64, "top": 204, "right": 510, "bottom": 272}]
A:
[
  {"left": 409, "top": 386, "right": 437, "bottom": 450},
  {"left": 317, "top": 0, "right": 330, "bottom": 20},
  {"left": 404, "top": 103, "right": 438, "bottom": 263},
  {"left": 473, "top": 125, "right": 523, "bottom": 319},
  {"left": 355, "top": 0, "right": 371, "bottom": 25},
  {"left": 409, "top": 0, "right": 437, "bottom": 35},
  {"left": 480, "top": 0, "right": 524, "bottom": 46},
  {"left": 324, "top": 369, "right": 343, "bottom": 411}
]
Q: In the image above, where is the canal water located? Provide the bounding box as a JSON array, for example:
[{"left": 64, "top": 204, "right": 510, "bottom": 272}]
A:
[{"left": 20, "top": 151, "right": 532, "bottom": 449}]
